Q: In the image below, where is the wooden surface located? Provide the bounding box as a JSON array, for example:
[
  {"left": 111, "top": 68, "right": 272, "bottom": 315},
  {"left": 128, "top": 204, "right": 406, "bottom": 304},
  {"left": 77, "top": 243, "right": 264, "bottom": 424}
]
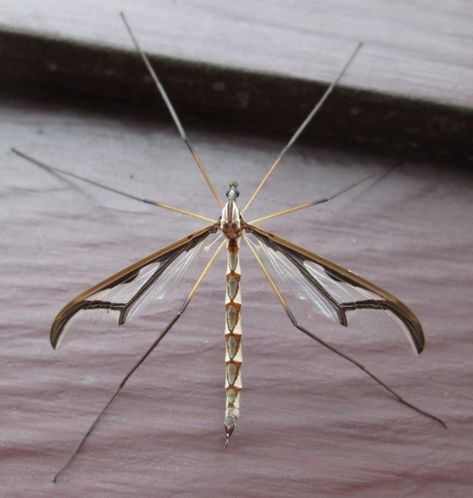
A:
[
  {"left": 2, "top": 0, "right": 473, "bottom": 107},
  {"left": 1, "top": 2, "right": 473, "bottom": 496},
  {"left": 1, "top": 1, "right": 472, "bottom": 161},
  {"left": 2, "top": 95, "right": 473, "bottom": 497}
]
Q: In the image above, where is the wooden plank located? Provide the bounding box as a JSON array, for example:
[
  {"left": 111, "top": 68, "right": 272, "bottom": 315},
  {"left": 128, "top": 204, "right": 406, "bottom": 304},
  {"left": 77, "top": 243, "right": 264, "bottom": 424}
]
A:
[
  {"left": 2, "top": 97, "right": 472, "bottom": 497},
  {"left": 1, "top": 0, "right": 472, "bottom": 106},
  {"left": 1, "top": 1, "right": 473, "bottom": 162},
  {"left": 1, "top": 25, "right": 472, "bottom": 164}
]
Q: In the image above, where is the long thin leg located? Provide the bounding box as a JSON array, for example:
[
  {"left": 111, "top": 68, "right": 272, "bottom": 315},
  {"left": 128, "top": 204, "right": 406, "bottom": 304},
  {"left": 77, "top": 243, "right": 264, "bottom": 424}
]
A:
[
  {"left": 12, "top": 148, "right": 215, "bottom": 223},
  {"left": 243, "top": 234, "right": 447, "bottom": 429},
  {"left": 120, "top": 12, "right": 224, "bottom": 208},
  {"left": 248, "top": 165, "right": 398, "bottom": 224},
  {"left": 242, "top": 42, "right": 363, "bottom": 214},
  {"left": 53, "top": 239, "right": 226, "bottom": 483}
]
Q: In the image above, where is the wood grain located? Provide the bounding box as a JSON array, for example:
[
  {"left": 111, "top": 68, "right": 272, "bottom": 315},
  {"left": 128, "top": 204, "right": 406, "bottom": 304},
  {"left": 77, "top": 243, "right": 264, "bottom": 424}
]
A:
[
  {"left": 0, "top": 1, "right": 472, "bottom": 162},
  {"left": 2, "top": 4, "right": 472, "bottom": 495},
  {"left": 1, "top": 0, "right": 472, "bottom": 106},
  {"left": 2, "top": 96, "right": 472, "bottom": 497}
]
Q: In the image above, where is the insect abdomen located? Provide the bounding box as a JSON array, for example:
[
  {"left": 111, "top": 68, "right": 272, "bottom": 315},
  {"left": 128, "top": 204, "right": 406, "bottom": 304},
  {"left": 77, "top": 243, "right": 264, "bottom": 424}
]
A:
[{"left": 224, "top": 238, "right": 242, "bottom": 443}]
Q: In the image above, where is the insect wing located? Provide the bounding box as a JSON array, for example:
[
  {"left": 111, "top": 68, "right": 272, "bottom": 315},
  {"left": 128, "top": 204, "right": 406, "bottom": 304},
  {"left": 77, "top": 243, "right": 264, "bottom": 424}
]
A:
[
  {"left": 245, "top": 225, "right": 424, "bottom": 354},
  {"left": 51, "top": 225, "right": 219, "bottom": 349}
]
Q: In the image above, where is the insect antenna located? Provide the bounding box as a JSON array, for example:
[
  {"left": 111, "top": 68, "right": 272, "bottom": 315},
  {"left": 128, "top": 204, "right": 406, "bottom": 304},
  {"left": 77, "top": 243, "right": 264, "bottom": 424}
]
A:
[
  {"left": 242, "top": 42, "right": 363, "bottom": 214},
  {"left": 249, "top": 164, "right": 399, "bottom": 224},
  {"left": 52, "top": 240, "right": 225, "bottom": 482},
  {"left": 11, "top": 148, "right": 214, "bottom": 223},
  {"left": 244, "top": 234, "right": 447, "bottom": 429},
  {"left": 120, "top": 12, "right": 224, "bottom": 208}
]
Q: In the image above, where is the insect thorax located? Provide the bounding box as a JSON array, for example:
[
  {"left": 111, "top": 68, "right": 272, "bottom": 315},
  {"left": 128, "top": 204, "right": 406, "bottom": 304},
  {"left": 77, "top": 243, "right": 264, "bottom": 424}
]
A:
[{"left": 221, "top": 183, "right": 242, "bottom": 240}]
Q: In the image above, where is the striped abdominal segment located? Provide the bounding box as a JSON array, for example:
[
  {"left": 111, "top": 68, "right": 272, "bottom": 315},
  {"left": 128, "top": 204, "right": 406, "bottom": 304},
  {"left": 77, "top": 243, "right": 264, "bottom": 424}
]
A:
[{"left": 224, "top": 238, "right": 242, "bottom": 445}]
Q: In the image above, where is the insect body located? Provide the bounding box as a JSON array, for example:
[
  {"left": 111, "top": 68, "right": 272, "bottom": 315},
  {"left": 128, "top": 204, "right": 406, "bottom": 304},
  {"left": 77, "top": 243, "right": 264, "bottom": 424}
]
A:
[
  {"left": 221, "top": 182, "right": 244, "bottom": 445},
  {"left": 12, "top": 12, "right": 446, "bottom": 482},
  {"left": 224, "top": 236, "right": 242, "bottom": 445}
]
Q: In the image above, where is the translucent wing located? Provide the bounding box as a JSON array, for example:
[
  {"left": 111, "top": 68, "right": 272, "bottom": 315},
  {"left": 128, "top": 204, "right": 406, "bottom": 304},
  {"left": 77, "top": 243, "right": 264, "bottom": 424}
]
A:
[
  {"left": 51, "top": 224, "right": 218, "bottom": 349},
  {"left": 245, "top": 224, "right": 424, "bottom": 354}
]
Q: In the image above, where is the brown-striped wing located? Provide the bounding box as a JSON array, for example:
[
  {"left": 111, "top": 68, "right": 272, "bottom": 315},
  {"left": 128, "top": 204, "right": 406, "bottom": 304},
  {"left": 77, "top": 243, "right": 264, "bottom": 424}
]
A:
[
  {"left": 51, "top": 224, "right": 218, "bottom": 349},
  {"left": 245, "top": 224, "right": 424, "bottom": 354}
]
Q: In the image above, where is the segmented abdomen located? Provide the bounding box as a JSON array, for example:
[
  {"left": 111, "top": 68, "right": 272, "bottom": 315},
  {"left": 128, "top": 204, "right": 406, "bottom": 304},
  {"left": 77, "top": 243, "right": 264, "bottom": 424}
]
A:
[{"left": 224, "top": 238, "right": 242, "bottom": 438}]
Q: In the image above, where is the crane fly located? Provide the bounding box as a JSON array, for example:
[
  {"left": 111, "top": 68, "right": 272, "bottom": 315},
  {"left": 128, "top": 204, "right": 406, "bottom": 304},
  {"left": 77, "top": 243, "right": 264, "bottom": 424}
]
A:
[{"left": 13, "top": 12, "right": 446, "bottom": 482}]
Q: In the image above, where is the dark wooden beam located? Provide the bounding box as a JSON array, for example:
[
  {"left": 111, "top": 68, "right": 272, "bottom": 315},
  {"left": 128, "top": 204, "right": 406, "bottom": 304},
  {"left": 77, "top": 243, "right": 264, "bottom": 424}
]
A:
[{"left": 1, "top": 27, "right": 472, "bottom": 164}]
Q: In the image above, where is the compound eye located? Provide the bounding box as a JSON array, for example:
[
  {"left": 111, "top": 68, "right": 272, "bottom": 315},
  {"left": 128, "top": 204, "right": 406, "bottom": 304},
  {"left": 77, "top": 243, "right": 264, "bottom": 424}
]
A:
[
  {"left": 223, "top": 223, "right": 229, "bottom": 230},
  {"left": 231, "top": 223, "right": 238, "bottom": 230}
]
